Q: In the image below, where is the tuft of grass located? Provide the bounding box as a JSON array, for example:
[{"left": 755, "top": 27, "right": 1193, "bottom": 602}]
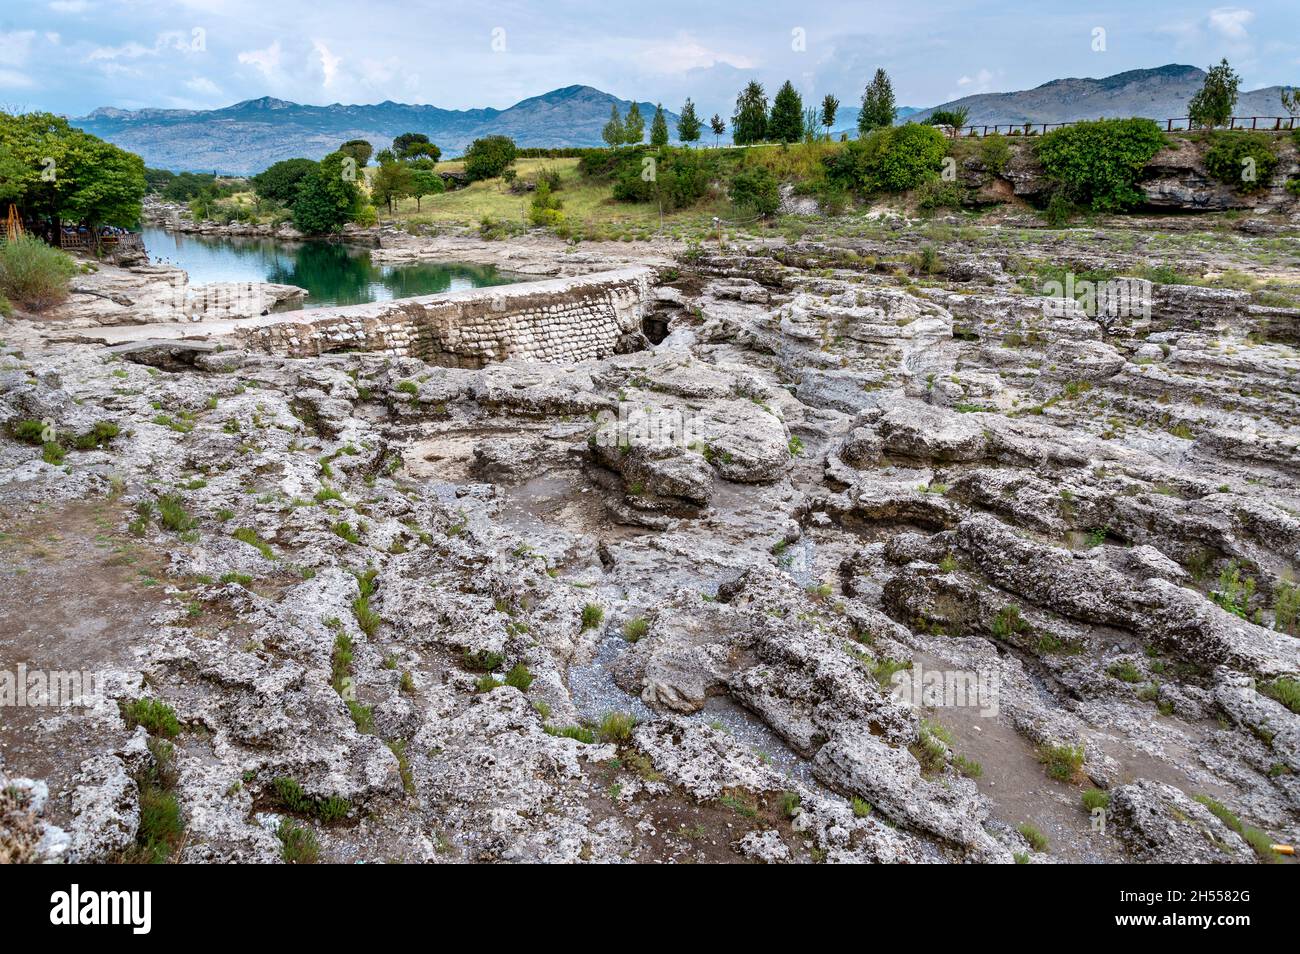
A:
[
  {"left": 387, "top": 739, "right": 416, "bottom": 795},
  {"left": 598, "top": 711, "right": 637, "bottom": 744},
  {"left": 1081, "top": 788, "right": 1110, "bottom": 812},
  {"left": 276, "top": 819, "right": 320, "bottom": 863},
  {"left": 156, "top": 494, "right": 197, "bottom": 533},
  {"left": 1017, "top": 822, "right": 1049, "bottom": 853},
  {"left": 120, "top": 697, "right": 180, "bottom": 738},
  {"left": 623, "top": 616, "right": 649, "bottom": 642},
  {"left": 580, "top": 603, "right": 605, "bottom": 630},
  {"left": 851, "top": 797, "right": 873, "bottom": 818},
  {"left": 231, "top": 526, "right": 275, "bottom": 560},
  {"left": 1259, "top": 677, "right": 1300, "bottom": 714},
  {"left": 130, "top": 738, "right": 183, "bottom": 863},
  {"left": 1107, "top": 660, "right": 1143, "bottom": 683},
  {"left": 778, "top": 791, "right": 802, "bottom": 818},
  {"left": 1193, "top": 795, "right": 1277, "bottom": 863},
  {"left": 545, "top": 724, "right": 595, "bottom": 744},
  {"left": 1038, "top": 743, "right": 1086, "bottom": 783},
  {"left": 462, "top": 649, "right": 504, "bottom": 672},
  {"left": 271, "top": 776, "right": 352, "bottom": 823},
  {"left": 352, "top": 569, "right": 380, "bottom": 636},
  {"left": 504, "top": 663, "right": 534, "bottom": 691},
  {"left": 332, "top": 521, "right": 360, "bottom": 544}
]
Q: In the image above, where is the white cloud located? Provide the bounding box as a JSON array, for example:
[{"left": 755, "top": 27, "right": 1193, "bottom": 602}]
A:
[
  {"left": 313, "top": 39, "right": 340, "bottom": 87},
  {"left": 87, "top": 31, "right": 196, "bottom": 63},
  {"left": 957, "top": 68, "right": 996, "bottom": 93},
  {"left": 185, "top": 76, "right": 222, "bottom": 96},
  {"left": 1208, "top": 7, "right": 1254, "bottom": 41},
  {"left": 0, "top": 30, "right": 37, "bottom": 67},
  {"left": 0, "top": 69, "right": 34, "bottom": 89},
  {"left": 237, "top": 40, "right": 282, "bottom": 78},
  {"left": 48, "top": 0, "right": 90, "bottom": 12},
  {"left": 635, "top": 32, "right": 756, "bottom": 74}
]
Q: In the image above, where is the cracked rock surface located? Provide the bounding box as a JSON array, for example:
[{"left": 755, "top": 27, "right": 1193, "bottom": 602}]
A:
[{"left": 1, "top": 214, "right": 1298, "bottom": 864}]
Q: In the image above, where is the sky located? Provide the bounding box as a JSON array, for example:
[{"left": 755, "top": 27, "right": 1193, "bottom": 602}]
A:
[{"left": 1, "top": 1, "right": 1296, "bottom": 118}]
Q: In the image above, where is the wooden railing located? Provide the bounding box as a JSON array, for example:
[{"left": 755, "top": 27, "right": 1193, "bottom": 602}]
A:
[
  {"left": 948, "top": 116, "right": 1298, "bottom": 137},
  {"left": 58, "top": 231, "right": 144, "bottom": 252}
]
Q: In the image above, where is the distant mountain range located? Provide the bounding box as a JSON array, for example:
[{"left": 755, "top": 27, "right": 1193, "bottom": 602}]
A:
[
  {"left": 912, "top": 64, "right": 1291, "bottom": 127},
  {"left": 72, "top": 86, "right": 680, "bottom": 174},
  {"left": 71, "top": 65, "right": 1296, "bottom": 175}
]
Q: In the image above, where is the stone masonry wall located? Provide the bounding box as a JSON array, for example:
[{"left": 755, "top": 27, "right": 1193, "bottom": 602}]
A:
[{"left": 238, "top": 266, "right": 653, "bottom": 367}]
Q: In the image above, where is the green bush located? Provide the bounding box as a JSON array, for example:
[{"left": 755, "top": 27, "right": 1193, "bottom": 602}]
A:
[
  {"left": 609, "top": 147, "right": 719, "bottom": 211},
  {"left": 728, "top": 165, "right": 780, "bottom": 216},
  {"left": 1203, "top": 131, "right": 1277, "bottom": 193},
  {"left": 980, "top": 134, "right": 1011, "bottom": 174},
  {"left": 1034, "top": 118, "right": 1166, "bottom": 212},
  {"left": 824, "top": 123, "right": 947, "bottom": 193},
  {"left": 463, "top": 135, "right": 518, "bottom": 181},
  {"left": 527, "top": 180, "right": 565, "bottom": 229},
  {"left": 915, "top": 178, "right": 964, "bottom": 210},
  {"left": 0, "top": 235, "right": 78, "bottom": 311}
]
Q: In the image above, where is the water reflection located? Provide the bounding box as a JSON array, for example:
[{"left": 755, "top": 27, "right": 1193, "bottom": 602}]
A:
[{"left": 141, "top": 226, "right": 523, "bottom": 307}]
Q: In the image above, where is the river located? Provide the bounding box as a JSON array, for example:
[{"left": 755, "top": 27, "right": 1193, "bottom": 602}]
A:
[{"left": 140, "top": 226, "right": 524, "bottom": 308}]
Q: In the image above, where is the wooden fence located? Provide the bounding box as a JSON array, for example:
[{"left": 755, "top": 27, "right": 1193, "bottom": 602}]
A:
[{"left": 949, "top": 116, "right": 1298, "bottom": 138}]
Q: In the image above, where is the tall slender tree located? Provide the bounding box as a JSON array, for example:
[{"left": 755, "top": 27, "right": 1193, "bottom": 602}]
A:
[
  {"left": 677, "top": 98, "right": 702, "bottom": 145},
  {"left": 769, "top": 80, "right": 805, "bottom": 143},
  {"left": 650, "top": 104, "right": 669, "bottom": 146},
  {"left": 820, "top": 94, "right": 840, "bottom": 139},
  {"left": 732, "top": 81, "right": 769, "bottom": 145},
  {"left": 623, "top": 102, "right": 645, "bottom": 144},
  {"left": 859, "top": 68, "right": 896, "bottom": 135},
  {"left": 602, "top": 104, "right": 625, "bottom": 148},
  {"left": 1188, "top": 58, "right": 1240, "bottom": 128},
  {"left": 709, "top": 113, "right": 726, "bottom": 147}
]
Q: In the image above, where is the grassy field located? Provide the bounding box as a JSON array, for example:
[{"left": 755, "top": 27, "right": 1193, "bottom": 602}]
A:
[{"left": 373, "top": 157, "right": 738, "bottom": 240}]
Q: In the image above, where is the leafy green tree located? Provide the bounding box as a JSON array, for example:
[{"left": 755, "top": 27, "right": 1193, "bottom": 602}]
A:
[
  {"left": 391, "top": 133, "right": 431, "bottom": 158},
  {"left": 463, "top": 135, "right": 518, "bottom": 181},
  {"left": 623, "top": 103, "right": 645, "bottom": 145},
  {"left": 371, "top": 160, "right": 415, "bottom": 213},
  {"left": 407, "top": 168, "right": 445, "bottom": 210},
  {"left": 0, "top": 111, "right": 146, "bottom": 233},
  {"left": 251, "top": 158, "right": 318, "bottom": 204},
  {"left": 375, "top": 148, "right": 396, "bottom": 165},
  {"left": 859, "top": 68, "right": 896, "bottom": 135},
  {"left": 602, "top": 104, "right": 625, "bottom": 148},
  {"left": 291, "top": 150, "right": 361, "bottom": 233},
  {"left": 709, "top": 113, "right": 726, "bottom": 147},
  {"left": 927, "top": 107, "right": 970, "bottom": 129},
  {"left": 650, "top": 104, "right": 669, "bottom": 147},
  {"left": 820, "top": 94, "right": 840, "bottom": 139},
  {"left": 339, "top": 139, "right": 373, "bottom": 167},
  {"left": 732, "top": 81, "right": 769, "bottom": 145},
  {"left": 1282, "top": 86, "right": 1299, "bottom": 118},
  {"left": 769, "top": 81, "right": 804, "bottom": 143},
  {"left": 677, "top": 98, "right": 702, "bottom": 144},
  {"left": 1188, "top": 59, "right": 1240, "bottom": 129},
  {"left": 144, "top": 167, "right": 177, "bottom": 194}
]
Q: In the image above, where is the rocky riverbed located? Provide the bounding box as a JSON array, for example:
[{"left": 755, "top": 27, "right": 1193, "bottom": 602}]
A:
[{"left": 2, "top": 211, "right": 1298, "bottom": 864}]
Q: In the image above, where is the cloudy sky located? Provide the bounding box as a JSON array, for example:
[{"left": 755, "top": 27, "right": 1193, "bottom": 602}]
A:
[{"left": 1, "top": 1, "right": 1296, "bottom": 117}]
